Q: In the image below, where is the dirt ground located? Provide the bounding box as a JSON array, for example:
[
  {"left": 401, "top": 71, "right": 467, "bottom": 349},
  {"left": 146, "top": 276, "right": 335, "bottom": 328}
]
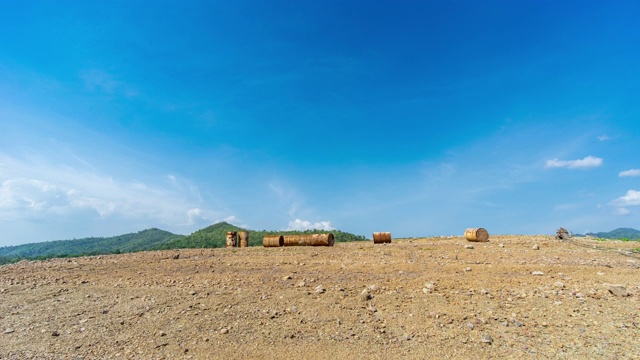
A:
[{"left": 1, "top": 235, "right": 639, "bottom": 359}]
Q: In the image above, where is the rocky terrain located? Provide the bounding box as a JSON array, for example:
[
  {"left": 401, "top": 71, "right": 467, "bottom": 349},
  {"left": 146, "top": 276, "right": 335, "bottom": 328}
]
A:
[{"left": 1, "top": 235, "right": 639, "bottom": 359}]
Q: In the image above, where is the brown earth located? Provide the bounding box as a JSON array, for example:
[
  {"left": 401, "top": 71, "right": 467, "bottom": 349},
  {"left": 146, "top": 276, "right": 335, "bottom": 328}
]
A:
[{"left": 1, "top": 236, "right": 639, "bottom": 359}]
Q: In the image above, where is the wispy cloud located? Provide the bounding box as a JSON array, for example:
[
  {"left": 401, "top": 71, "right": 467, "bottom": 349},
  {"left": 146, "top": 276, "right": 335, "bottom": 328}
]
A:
[
  {"left": 286, "top": 219, "right": 334, "bottom": 231},
  {"left": 80, "top": 69, "right": 138, "bottom": 97},
  {"left": 545, "top": 156, "right": 603, "bottom": 169},
  {"left": 614, "top": 207, "right": 630, "bottom": 216},
  {"left": 609, "top": 189, "right": 640, "bottom": 207},
  {"left": 0, "top": 153, "right": 222, "bottom": 235},
  {"left": 597, "top": 135, "right": 610, "bottom": 142},
  {"left": 618, "top": 169, "right": 640, "bottom": 177}
]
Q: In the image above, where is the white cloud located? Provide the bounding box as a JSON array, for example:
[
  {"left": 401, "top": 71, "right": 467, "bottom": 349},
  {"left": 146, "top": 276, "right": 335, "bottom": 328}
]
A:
[
  {"left": 619, "top": 169, "right": 640, "bottom": 177},
  {"left": 286, "top": 219, "right": 334, "bottom": 231},
  {"left": 545, "top": 156, "right": 603, "bottom": 169},
  {"left": 615, "top": 207, "right": 630, "bottom": 216},
  {"left": 0, "top": 153, "right": 222, "bottom": 231},
  {"left": 610, "top": 190, "right": 640, "bottom": 207},
  {"left": 597, "top": 135, "right": 610, "bottom": 142}
]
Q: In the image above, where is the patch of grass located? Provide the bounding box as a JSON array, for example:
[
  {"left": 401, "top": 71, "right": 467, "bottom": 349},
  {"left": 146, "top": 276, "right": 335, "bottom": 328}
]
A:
[{"left": 631, "top": 248, "right": 640, "bottom": 254}]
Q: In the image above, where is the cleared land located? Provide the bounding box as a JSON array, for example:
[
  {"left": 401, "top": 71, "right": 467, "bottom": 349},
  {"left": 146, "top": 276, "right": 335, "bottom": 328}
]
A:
[{"left": 1, "top": 235, "right": 639, "bottom": 359}]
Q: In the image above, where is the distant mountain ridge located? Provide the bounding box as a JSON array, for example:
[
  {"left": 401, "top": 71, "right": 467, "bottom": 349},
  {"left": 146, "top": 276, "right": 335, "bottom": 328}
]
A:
[
  {"left": 0, "top": 228, "right": 183, "bottom": 261},
  {"left": 584, "top": 228, "right": 640, "bottom": 240},
  {"left": 0, "top": 222, "right": 366, "bottom": 264}
]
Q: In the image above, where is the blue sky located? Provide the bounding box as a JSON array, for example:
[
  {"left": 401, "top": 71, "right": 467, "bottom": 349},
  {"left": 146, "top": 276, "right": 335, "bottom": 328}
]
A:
[{"left": 1, "top": 1, "right": 639, "bottom": 246}]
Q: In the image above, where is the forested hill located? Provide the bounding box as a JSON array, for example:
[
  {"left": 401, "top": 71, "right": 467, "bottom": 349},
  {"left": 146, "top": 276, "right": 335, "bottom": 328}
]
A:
[
  {"left": 153, "top": 222, "right": 367, "bottom": 250},
  {"left": 0, "top": 222, "right": 367, "bottom": 264},
  {"left": 585, "top": 228, "right": 640, "bottom": 240},
  {"left": 0, "top": 228, "right": 184, "bottom": 263}
]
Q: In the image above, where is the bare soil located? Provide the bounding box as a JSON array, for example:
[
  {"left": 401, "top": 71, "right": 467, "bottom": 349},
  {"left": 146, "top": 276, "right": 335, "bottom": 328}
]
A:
[{"left": 1, "top": 236, "right": 639, "bottom": 359}]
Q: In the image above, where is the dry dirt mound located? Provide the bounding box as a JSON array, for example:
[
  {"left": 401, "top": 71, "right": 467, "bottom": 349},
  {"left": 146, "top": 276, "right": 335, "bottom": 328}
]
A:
[{"left": 1, "top": 236, "right": 639, "bottom": 359}]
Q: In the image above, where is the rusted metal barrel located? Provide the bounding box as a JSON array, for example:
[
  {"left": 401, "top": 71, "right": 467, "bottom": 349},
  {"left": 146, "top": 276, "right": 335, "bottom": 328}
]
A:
[
  {"left": 283, "top": 234, "right": 335, "bottom": 246},
  {"left": 311, "top": 233, "right": 335, "bottom": 246},
  {"left": 226, "top": 231, "right": 237, "bottom": 248},
  {"left": 372, "top": 232, "right": 392, "bottom": 244},
  {"left": 263, "top": 235, "right": 284, "bottom": 247},
  {"left": 284, "top": 235, "right": 311, "bottom": 246},
  {"left": 238, "top": 231, "right": 249, "bottom": 247},
  {"left": 464, "top": 228, "right": 489, "bottom": 242}
]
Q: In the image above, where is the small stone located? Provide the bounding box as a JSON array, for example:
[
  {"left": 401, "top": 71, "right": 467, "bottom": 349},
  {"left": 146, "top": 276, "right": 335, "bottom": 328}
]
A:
[
  {"left": 282, "top": 275, "right": 292, "bottom": 280},
  {"left": 368, "top": 285, "right": 379, "bottom": 292},
  {"left": 554, "top": 281, "right": 565, "bottom": 289},
  {"left": 605, "top": 284, "right": 628, "bottom": 297},
  {"left": 220, "top": 328, "right": 229, "bottom": 334},
  {"left": 465, "top": 245, "right": 474, "bottom": 249},
  {"left": 499, "top": 244, "right": 505, "bottom": 248},
  {"left": 464, "top": 267, "right": 472, "bottom": 272},
  {"left": 513, "top": 320, "right": 524, "bottom": 327},
  {"left": 422, "top": 283, "right": 435, "bottom": 294},
  {"left": 360, "top": 289, "right": 372, "bottom": 301},
  {"left": 481, "top": 333, "right": 493, "bottom": 344},
  {"left": 315, "top": 285, "right": 326, "bottom": 294},
  {"left": 296, "top": 281, "right": 306, "bottom": 287},
  {"left": 158, "top": 331, "right": 167, "bottom": 337},
  {"left": 4, "top": 329, "right": 14, "bottom": 334},
  {"left": 51, "top": 331, "right": 60, "bottom": 337},
  {"left": 532, "top": 244, "right": 540, "bottom": 250},
  {"left": 189, "top": 290, "right": 197, "bottom": 296},
  {"left": 466, "top": 322, "right": 474, "bottom": 330},
  {"left": 531, "top": 271, "right": 544, "bottom": 276}
]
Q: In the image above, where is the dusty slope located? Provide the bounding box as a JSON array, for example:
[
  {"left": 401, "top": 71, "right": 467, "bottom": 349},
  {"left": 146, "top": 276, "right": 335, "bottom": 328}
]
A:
[{"left": 1, "top": 236, "right": 639, "bottom": 359}]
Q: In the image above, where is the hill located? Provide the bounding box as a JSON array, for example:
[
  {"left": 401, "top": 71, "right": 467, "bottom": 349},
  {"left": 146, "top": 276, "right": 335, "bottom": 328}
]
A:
[
  {"left": 585, "top": 227, "right": 640, "bottom": 240},
  {"left": 0, "top": 228, "right": 184, "bottom": 264},
  {"left": 0, "top": 222, "right": 367, "bottom": 264},
  {"left": 154, "top": 222, "right": 367, "bottom": 250}
]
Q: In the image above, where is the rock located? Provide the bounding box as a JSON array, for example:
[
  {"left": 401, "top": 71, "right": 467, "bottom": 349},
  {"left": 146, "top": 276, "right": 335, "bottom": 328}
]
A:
[
  {"left": 554, "top": 281, "right": 565, "bottom": 289},
  {"left": 465, "top": 245, "right": 474, "bottom": 249},
  {"left": 481, "top": 333, "right": 493, "bottom": 344},
  {"left": 368, "top": 285, "right": 379, "bottom": 292},
  {"left": 499, "top": 244, "right": 505, "bottom": 248},
  {"left": 220, "top": 328, "right": 229, "bottom": 334},
  {"left": 464, "top": 267, "right": 472, "bottom": 272},
  {"left": 532, "top": 244, "right": 540, "bottom": 250},
  {"left": 158, "top": 331, "right": 167, "bottom": 337},
  {"left": 315, "top": 285, "right": 326, "bottom": 294},
  {"left": 189, "top": 290, "right": 197, "bottom": 295},
  {"left": 282, "top": 275, "right": 292, "bottom": 280},
  {"left": 360, "top": 289, "right": 372, "bottom": 301},
  {"left": 422, "top": 283, "right": 436, "bottom": 294},
  {"left": 531, "top": 271, "right": 544, "bottom": 276},
  {"left": 51, "top": 331, "right": 60, "bottom": 337},
  {"left": 605, "top": 284, "right": 627, "bottom": 297},
  {"left": 296, "top": 281, "right": 306, "bottom": 287},
  {"left": 4, "top": 328, "right": 14, "bottom": 334}
]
